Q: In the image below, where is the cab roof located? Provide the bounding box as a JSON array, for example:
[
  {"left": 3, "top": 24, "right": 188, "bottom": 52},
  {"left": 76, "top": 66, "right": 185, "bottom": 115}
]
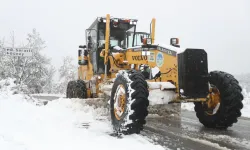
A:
[{"left": 87, "top": 16, "right": 138, "bottom": 30}]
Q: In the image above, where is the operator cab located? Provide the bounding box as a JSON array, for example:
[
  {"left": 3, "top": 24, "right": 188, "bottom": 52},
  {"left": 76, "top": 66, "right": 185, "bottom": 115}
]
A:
[{"left": 84, "top": 16, "right": 149, "bottom": 74}]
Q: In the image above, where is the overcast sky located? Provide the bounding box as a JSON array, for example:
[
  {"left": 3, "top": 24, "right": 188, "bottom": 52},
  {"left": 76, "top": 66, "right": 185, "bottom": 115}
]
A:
[{"left": 0, "top": 0, "right": 249, "bottom": 76}]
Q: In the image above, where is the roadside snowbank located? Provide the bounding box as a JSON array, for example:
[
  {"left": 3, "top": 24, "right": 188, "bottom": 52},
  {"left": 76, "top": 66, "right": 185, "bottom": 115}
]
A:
[
  {"left": 181, "top": 103, "right": 195, "bottom": 112},
  {"left": 0, "top": 79, "right": 164, "bottom": 150},
  {"left": 30, "top": 93, "right": 65, "bottom": 97},
  {"left": 0, "top": 78, "right": 17, "bottom": 94},
  {"left": 241, "top": 88, "right": 250, "bottom": 117}
]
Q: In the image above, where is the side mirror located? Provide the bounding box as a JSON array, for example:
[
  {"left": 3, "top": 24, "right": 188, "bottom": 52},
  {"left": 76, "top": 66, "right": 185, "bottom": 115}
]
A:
[
  {"left": 78, "top": 49, "right": 83, "bottom": 65},
  {"left": 142, "top": 38, "right": 152, "bottom": 45},
  {"left": 170, "top": 38, "right": 180, "bottom": 47},
  {"left": 79, "top": 45, "right": 86, "bottom": 49},
  {"left": 78, "top": 49, "right": 88, "bottom": 65}
]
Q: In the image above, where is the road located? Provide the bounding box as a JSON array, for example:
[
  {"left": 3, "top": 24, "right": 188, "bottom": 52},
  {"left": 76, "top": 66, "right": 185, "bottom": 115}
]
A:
[
  {"left": 142, "top": 111, "right": 250, "bottom": 150},
  {"left": 34, "top": 95, "right": 250, "bottom": 150}
]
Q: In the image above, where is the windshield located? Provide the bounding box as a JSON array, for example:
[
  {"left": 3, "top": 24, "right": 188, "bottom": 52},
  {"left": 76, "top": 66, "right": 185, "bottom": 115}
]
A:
[
  {"left": 110, "top": 37, "right": 119, "bottom": 47},
  {"left": 127, "top": 32, "right": 150, "bottom": 48},
  {"left": 98, "top": 31, "right": 122, "bottom": 47},
  {"left": 98, "top": 23, "right": 136, "bottom": 49}
]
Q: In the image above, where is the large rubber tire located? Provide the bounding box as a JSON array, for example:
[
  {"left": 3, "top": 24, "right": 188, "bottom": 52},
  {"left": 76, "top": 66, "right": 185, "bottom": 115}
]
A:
[
  {"left": 194, "top": 71, "right": 244, "bottom": 129},
  {"left": 73, "top": 80, "right": 87, "bottom": 99},
  {"left": 66, "top": 81, "right": 76, "bottom": 98},
  {"left": 66, "top": 80, "right": 87, "bottom": 99},
  {"left": 110, "top": 70, "right": 149, "bottom": 134}
]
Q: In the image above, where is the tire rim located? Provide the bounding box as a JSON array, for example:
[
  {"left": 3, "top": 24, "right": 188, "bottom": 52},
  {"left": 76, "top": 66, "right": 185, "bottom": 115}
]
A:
[
  {"left": 204, "top": 85, "right": 221, "bottom": 115},
  {"left": 114, "top": 84, "right": 126, "bottom": 120}
]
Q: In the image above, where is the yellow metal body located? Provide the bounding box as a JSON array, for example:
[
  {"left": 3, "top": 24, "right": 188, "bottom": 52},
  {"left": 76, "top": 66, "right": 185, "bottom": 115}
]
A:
[
  {"left": 151, "top": 18, "right": 156, "bottom": 44},
  {"left": 78, "top": 48, "right": 179, "bottom": 99},
  {"left": 77, "top": 14, "right": 208, "bottom": 103},
  {"left": 104, "top": 14, "right": 110, "bottom": 65},
  {"left": 79, "top": 51, "right": 178, "bottom": 82}
]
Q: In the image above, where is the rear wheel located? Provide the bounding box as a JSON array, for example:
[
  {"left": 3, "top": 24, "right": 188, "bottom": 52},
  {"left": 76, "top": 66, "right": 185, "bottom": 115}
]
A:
[
  {"left": 66, "top": 81, "right": 76, "bottom": 98},
  {"left": 66, "top": 80, "right": 87, "bottom": 99},
  {"left": 73, "top": 80, "right": 87, "bottom": 98},
  {"left": 110, "top": 70, "right": 149, "bottom": 134},
  {"left": 194, "top": 71, "right": 243, "bottom": 129}
]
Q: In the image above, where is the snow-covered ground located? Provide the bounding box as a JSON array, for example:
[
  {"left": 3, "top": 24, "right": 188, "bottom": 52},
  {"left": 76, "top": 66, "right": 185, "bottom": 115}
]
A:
[
  {"left": 30, "top": 93, "right": 65, "bottom": 97},
  {"left": 0, "top": 79, "right": 164, "bottom": 150},
  {"left": 181, "top": 103, "right": 195, "bottom": 112},
  {"left": 181, "top": 88, "right": 250, "bottom": 118}
]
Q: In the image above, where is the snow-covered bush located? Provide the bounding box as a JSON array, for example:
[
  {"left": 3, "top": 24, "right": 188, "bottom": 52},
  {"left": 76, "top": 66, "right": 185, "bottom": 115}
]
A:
[{"left": 0, "top": 78, "right": 26, "bottom": 95}]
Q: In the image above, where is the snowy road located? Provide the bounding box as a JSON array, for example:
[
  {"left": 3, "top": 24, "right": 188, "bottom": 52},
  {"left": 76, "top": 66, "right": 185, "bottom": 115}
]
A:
[
  {"left": 142, "top": 110, "right": 250, "bottom": 150},
  {"left": 35, "top": 95, "right": 250, "bottom": 150}
]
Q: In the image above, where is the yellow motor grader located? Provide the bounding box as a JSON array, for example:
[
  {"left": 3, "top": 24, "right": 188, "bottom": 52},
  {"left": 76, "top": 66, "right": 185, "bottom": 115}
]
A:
[{"left": 67, "top": 14, "right": 244, "bottom": 134}]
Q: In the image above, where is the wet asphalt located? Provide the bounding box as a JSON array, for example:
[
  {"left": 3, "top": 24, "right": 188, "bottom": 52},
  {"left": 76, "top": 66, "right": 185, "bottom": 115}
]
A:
[{"left": 142, "top": 110, "right": 250, "bottom": 150}]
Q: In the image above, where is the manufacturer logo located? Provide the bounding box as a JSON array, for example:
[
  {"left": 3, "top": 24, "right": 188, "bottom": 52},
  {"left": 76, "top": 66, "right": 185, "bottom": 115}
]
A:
[
  {"left": 132, "top": 55, "right": 147, "bottom": 61},
  {"left": 156, "top": 52, "right": 164, "bottom": 67}
]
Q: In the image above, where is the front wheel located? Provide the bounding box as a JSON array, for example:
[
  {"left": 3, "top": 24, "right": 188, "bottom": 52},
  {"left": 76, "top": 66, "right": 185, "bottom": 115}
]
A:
[
  {"left": 110, "top": 70, "right": 149, "bottom": 134},
  {"left": 194, "top": 71, "right": 243, "bottom": 129}
]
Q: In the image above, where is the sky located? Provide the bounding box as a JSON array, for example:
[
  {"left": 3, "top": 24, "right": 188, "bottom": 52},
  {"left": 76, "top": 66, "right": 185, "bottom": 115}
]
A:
[{"left": 0, "top": 0, "right": 250, "bottom": 77}]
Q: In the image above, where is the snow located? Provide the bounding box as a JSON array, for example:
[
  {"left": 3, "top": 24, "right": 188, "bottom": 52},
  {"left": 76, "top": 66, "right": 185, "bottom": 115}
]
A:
[
  {"left": 182, "top": 135, "right": 230, "bottom": 150},
  {"left": 181, "top": 103, "right": 195, "bottom": 111},
  {"left": 113, "top": 46, "right": 123, "bottom": 51},
  {"left": 242, "top": 104, "right": 250, "bottom": 118},
  {"left": 147, "top": 82, "right": 176, "bottom": 90},
  {"left": 0, "top": 78, "right": 17, "bottom": 93},
  {"left": 148, "top": 89, "right": 176, "bottom": 105},
  {"left": 147, "top": 82, "right": 176, "bottom": 105},
  {"left": 157, "top": 44, "right": 185, "bottom": 54},
  {"left": 147, "top": 82, "right": 161, "bottom": 89},
  {"left": 205, "top": 134, "right": 250, "bottom": 149},
  {"left": 30, "top": 93, "right": 65, "bottom": 97},
  {"left": 160, "top": 82, "right": 176, "bottom": 90},
  {"left": 0, "top": 78, "right": 164, "bottom": 150},
  {"left": 151, "top": 66, "right": 160, "bottom": 78},
  {"left": 242, "top": 95, "right": 250, "bottom": 118}
]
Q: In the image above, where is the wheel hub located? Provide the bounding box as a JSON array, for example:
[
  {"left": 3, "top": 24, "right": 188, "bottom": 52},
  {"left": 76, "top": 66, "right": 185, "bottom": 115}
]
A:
[
  {"left": 114, "top": 84, "right": 126, "bottom": 120},
  {"left": 205, "top": 86, "right": 221, "bottom": 115}
]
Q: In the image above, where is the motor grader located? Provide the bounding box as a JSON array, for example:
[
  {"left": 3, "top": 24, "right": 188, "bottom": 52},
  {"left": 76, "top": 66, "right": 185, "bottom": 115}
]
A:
[{"left": 66, "top": 14, "right": 244, "bottom": 134}]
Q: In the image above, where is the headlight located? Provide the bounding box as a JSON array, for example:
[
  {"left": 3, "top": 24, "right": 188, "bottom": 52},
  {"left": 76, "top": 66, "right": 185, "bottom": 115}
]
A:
[{"left": 170, "top": 38, "right": 179, "bottom": 45}]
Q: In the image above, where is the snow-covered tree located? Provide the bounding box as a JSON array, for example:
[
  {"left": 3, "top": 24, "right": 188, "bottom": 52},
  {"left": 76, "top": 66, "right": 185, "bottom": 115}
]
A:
[
  {"left": 42, "top": 66, "right": 56, "bottom": 94},
  {"left": 55, "top": 56, "right": 77, "bottom": 94},
  {"left": 0, "top": 29, "right": 55, "bottom": 93}
]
